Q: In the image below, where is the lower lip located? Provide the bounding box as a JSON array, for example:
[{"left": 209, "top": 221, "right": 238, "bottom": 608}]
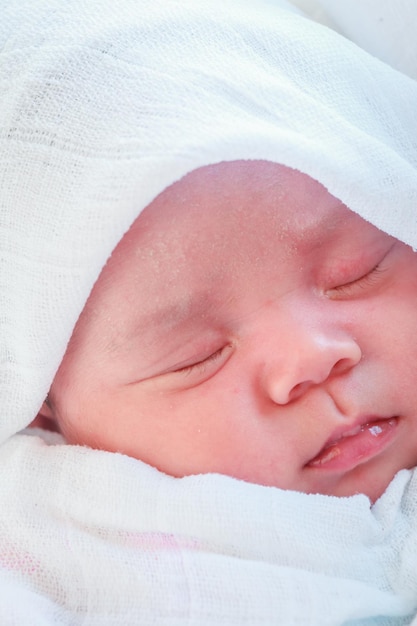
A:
[{"left": 307, "top": 417, "right": 399, "bottom": 472}]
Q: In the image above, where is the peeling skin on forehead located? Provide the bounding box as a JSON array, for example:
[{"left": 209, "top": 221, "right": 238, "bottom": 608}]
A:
[{"left": 104, "top": 161, "right": 342, "bottom": 281}]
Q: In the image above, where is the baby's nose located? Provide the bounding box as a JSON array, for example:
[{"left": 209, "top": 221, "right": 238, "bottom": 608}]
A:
[{"left": 264, "top": 332, "right": 362, "bottom": 405}]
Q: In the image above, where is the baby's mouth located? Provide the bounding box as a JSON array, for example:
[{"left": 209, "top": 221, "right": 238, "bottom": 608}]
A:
[{"left": 306, "top": 416, "right": 399, "bottom": 469}]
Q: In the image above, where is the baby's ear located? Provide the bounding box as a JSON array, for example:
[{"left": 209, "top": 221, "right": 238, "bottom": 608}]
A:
[{"left": 29, "top": 398, "right": 59, "bottom": 431}]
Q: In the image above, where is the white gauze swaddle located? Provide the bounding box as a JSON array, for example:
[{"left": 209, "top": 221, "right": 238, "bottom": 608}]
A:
[{"left": 1, "top": 1, "right": 417, "bottom": 624}]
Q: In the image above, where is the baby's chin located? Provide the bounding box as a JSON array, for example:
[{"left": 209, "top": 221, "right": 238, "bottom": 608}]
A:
[{"left": 300, "top": 464, "right": 407, "bottom": 504}]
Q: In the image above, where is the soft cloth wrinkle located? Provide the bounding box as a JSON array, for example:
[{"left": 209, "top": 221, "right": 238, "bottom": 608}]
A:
[{"left": 0, "top": 432, "right": 416, "bottom": 624}]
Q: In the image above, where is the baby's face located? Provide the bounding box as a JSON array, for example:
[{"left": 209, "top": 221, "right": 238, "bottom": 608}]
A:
[{"left": 46, "top": 161, "right": 417, "bottom": 501}]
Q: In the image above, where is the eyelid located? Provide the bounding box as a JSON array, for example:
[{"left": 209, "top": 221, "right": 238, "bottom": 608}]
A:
[
  {"left": 173, "top": 344, "right": 232, "bottom": 376},
  {"left": 326, "top": 243, "right": 395, "bottom": 299},
  {"left": 157, "top": 343, "right": 234, "bottom": 389},
  {"left": 328, "top": 264, "right": 385, "bottom": 296}
]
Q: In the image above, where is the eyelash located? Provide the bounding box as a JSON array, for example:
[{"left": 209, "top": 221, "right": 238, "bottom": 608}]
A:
[
  {"left": 329, "top": 262, "right": 386, "bottom": 296},
  {"left": 174, "top": 346, "right": 228, "bottom": 376}
]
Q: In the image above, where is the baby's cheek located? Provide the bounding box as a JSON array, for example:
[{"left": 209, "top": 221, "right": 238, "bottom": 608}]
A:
[
  {"left": 48, "top": 386, "right": 90, "bottom": 445},
  {"left": 27, "top": 415, "right": 60, "bottom": 432}
]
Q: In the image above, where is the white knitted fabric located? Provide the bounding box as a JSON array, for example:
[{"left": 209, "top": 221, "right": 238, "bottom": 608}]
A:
[
  {"left": 301, "top": 0, "right": 417, "bottom": 80},
  {"left": 1, "top": 0, "right": 417, "bottom": 623}
]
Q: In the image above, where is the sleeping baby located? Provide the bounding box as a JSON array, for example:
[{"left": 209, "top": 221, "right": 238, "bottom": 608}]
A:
[
  {"left": 2, "top": 0, "right": 417, "bottom": 624},
  {"left": 37, "top": 160, "right": 417, "bottom": 504}
]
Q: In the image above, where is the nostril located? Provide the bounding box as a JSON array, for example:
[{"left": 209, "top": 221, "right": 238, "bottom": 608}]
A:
[
  {"left": 332, "top": 356, "right": 359, "bottom": 375},
  {"left": 266, "top": 338, "right": 362, "bottom": 405},
  {"left": 288, "top": 380, "right": 314, "bottom": 403}
]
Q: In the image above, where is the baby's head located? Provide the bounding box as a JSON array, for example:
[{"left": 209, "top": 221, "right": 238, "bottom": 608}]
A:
[{"left": 39, "top": 161, "right": 417, "bottom": 501}]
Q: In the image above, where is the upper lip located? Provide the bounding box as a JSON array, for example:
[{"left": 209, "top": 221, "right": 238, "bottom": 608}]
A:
[{"left": 307, "top": 414, "right": 396, "bottom": 463}]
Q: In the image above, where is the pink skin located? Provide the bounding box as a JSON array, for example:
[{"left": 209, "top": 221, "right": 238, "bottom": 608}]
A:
[{"left": 39, "top": 161, "right": 417, "bottom": 502}]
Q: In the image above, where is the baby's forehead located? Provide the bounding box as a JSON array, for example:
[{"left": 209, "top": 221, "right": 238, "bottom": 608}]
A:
[
  {"left": 101, "top": 161, "right": 369, "bottom": 305},
  {"left": 128, "top": 161, "right": 353, "bottom": 250},
  {"left": 83, "top": 161, "right": 387, "bottom": 356},
  {"left": 94, "top": 163, "right": 376, "bottom": 333}
]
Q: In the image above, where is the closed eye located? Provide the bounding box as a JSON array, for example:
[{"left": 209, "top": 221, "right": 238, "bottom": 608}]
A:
[
  {"left": 328, "top": 263, "right": 386, "bottom": 297},
  {"left": 326, "top": 243, "right": 395, "bottom": 299},
  {"left": 127, "top": 344, "right": 233, "bottom": 389},
  {"left": 173, "top": 345, "right": 232, "bottom": 377}
]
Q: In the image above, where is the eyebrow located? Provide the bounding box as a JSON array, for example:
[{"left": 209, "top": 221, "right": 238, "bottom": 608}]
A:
[
  {"left": 147, "top": 295, "right": 213, "bottom": 328},
  {"left": 112, "top": 290, "right": 222, "bottom": 354},
  {"left": 292, "top": 202, "right": 353, "bottom": 250}
]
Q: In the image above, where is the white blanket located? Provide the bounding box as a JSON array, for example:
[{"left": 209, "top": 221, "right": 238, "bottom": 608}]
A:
[
  {"left": 1, "top": 0, "right": 417, "bottom": 623},
  {"left": 0, "top": 429, "right": 416, "bottom": 625}
]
